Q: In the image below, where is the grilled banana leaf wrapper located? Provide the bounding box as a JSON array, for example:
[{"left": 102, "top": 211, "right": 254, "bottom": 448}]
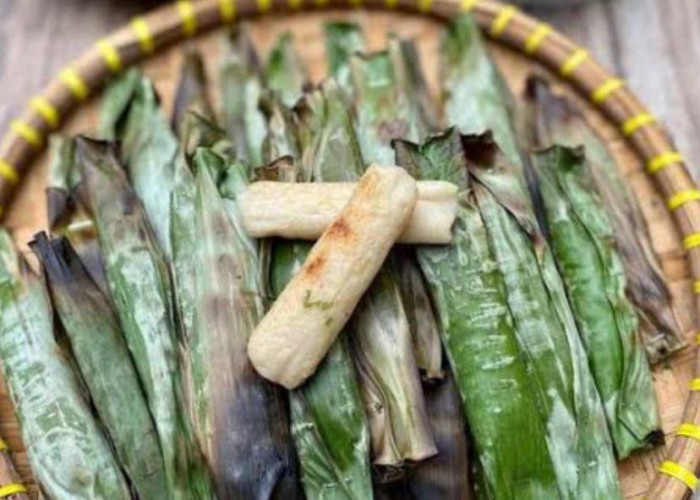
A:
[
  {"left": 271, "top": 242, "right": 372, "bottom": 500},
  {"left": 441, "top": 14, "right": 520, "bottom": 165},
  {"left": 258, "top": 72, "right": 372, "bottom": 499},
  {"left": 31, "top": 233, "right": 167, "bottom": 500},
  {"left": 265, "top": 32, "right": 310, "bottom": 108},
  {"left": 180, "top": 147, "right": 301, "bottom": 499},
  {"left": 325, "top": 21, "right": 366, "bottom": 93},
  {"left": 99, "top": 70, "right": 179, "bottom": 257},
  {"left": 532, "top": 145, "right": 662, "bottom": 458},
  {"left": 0, "top": 229, "right": 130, "bottom": 500},
  {"left": 172, "top": 47, "right": 215, "bottom": 138},
  {"left": 348, "top": 36, "right": 443, "bottom": 381},
  {"left": 524, "top": 77, "right": 685, "bottom": 363},
  {"left": 295, "top": 82, "right": 437, "bottom": 472},
  {"left": 220, "top": 28, "right": 267, "bottom": 167},
  {"left": 397, "top": 129, "right": 562, "bottom": 500},
  {"left": 46, "top": 136, "right": 108, "bottom": 294},
  {"left": 76, "top": 138, "right": 215, "bottom": 499},
  {"left": 462, "top": 133, "right": 620, "bottom": 499}
]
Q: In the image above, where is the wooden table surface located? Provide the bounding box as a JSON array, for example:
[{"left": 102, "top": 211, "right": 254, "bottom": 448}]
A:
[{"left": 0, "top": 0, "right": 698, "bottom": 178}]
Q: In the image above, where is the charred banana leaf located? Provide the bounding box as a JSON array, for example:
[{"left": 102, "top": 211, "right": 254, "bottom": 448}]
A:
[
  {"left": 462, "top": 134, "right": 621, "bottom": 499},
  {"left": 348, "top": 42, "right": 443, "bottom": 380},
  {"left": 172, "top": 47, "right": 215, "bottom": 137},
  {"left": 184, "top": 148, "right": 301, "bottom": 499},
  {"left": 100, "top": 72, "right": 179, "bottom": 257},
  {"left": 524, "top": 76, "right": 685, "bottom": 363},
  {"left": 220, "top": 28, "right": 267, "bottom": 166},
  {"left": 46, "top": 136, "right": 108, "bottom": 294},
  {"left": 441, "top": 14, "right": 520, "bottom": 165},
  {"left": 76, "top": 137, "right": 215, "bottom": 499},
  {"left": 0, "top": 229, "right": 130, "bottom": 500},
  {"left": 532, "top": 145, "right": 662, "bottom": 459},
  {"left": 296, "top": 82, "right": 437, "bottom": 471},
  {"left": 31, "top": 233, "right": 167, "bottom": 500},
  {"left": 271, "top": 240, "right": 372, "bottom": 500},
  {"left": 397, "top": 129, "right": 561, "bottom": 500},
  {"left": 260, "top": 78, "right": 372, "bottom": 500}
]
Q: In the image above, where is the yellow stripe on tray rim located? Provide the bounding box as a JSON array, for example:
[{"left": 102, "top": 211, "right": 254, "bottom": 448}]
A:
[
  {"left": 257, "top": 0, "right": 272, "bottom": 13},
  {"left": 0, "top": 483, "right": 27, "bottom": 498},
  {"left": 667, "top": 190, "right": 700, "bottom": 210},
  {"left": 694, "top": 282, "right": 700, "bottom": 295},
  {"left": 177, "top": 0, "right": 198, "bottom": 36},
  {"left": 460, "top": 0, "right": 478, "bottom": 12},
  {"left": 490, "top": 5, "right": 518, "bottom": 37},
  {"left": 683, "top": 233, "right": 700, "bottom": 250},
  {"left": 591, "top": 78, "right": 625, "bottom": 104},
  {"left": 0, "top": 438, "right": 7, "bottom": 452},
  {"left": 0, "top": 160, "right": 18, "bottom": 184},
  {"left": 131, "top": 17, "right": 155, "bottom": 54},
  {"left": 560, "top": 48, "right": 589, "bottom": 77},
  {"left": 622, "top": 113, "right": 657, "bottom": 136},
  {"left": 690, "top": 378, "right": 700, "bottom": 391},
  {"left": 417, "top": 0, "right": 432, "bottom": 13},
  {"left": 524, "top": 23, "right": 552, "bottom": 55},
  {"left": 10, "top": 120, "right": 42, "bottom": 149},
  {"left": 219, "top": 0, "right": 237, "bottom": 22},
  {"left": 678, "top": 423, "right": 700, "bottom": 441},
  {"left": 59, "top": 68, "right": 89, "bottom": 101},
  {"left": 648, "top": 151, "right": 684, "bottom": 174},
  {"left": 659, "top": 460, "right": 698, "bottom": 490},
  {"left": 97, "top": 39, "right": 123, "bottom": 73},
  {"left": 29, "top": 97, "right": 60, "bottom": 129}
]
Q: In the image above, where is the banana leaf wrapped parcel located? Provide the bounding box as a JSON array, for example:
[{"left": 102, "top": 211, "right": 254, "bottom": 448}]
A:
[
  {"left": 220, "top": 28, "right": 267, "bottom": 167},
  {"left": 31, "top": 233, "right": 167, "bottom": 500},
  {"left": 0, "top": 229, "right": 131, "bottom": 500},
  {"left": 348, "top": 37, "right": 444, "bottom": 381},
  {"left": 532, "top": 145, "right": 662, "bottom": 459},
  {"left": 76, "top": 138, "right": 215, "bottom": 499},
  {"left": 258, "top": 70, "right": 372, "bottom": 500},
  {"left": 396, "top": 129, "right": 625, "bottom": 499},
  {"left": 183, "top": 148, "right": 302, "bottom": 499},
  {"left": 295, "top": 82, "right": 437, "bottom": 472},
  {"left": 524, "top": 76, "right": 685, "bottom": 363},
  {"left": 397, "top": 130, "right": 560, "bottom": 500}
]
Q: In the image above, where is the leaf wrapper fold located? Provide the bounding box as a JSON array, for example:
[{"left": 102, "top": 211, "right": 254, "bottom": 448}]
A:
[
  {"left": 532, "top": 145, "right": 662, "bottom": 458},
  {"left": 31, "top": 233, "right": 167, "bottom": 500},
  {"left": 0, "top": 230, "right": 131, "bottom": 500},
  {"left": 524, "top": 77, "right": 685, "bottom": 364}
]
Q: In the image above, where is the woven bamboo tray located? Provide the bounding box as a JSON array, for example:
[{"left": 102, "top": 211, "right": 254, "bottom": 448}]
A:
[{"left": 0, "top": 0, "right": 698, "bottom": 498}]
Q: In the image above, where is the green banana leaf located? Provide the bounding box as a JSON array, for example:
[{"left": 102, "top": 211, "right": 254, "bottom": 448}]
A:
[
  {"left": 296, "top": 82, "right": 436, "bottom": 472},
  {"left": 258, "top": 72, "right": 372, "bottom": 500},
  {"left": 172, "top": 47, "right": 215, "bottom": 138},
  {"left": 524, "top": 76, "right": 685, "bottom": 363},
  {"left": 265, "top": 32, "right": 310, "bottom": 108},
  {"left": 220, "top": 28, "right": 267, "bottom": 166},
  {"left": 31, "top": 233, "right": 167, "bottom": 500},
  {"left": 461, "top": 133, "right": 621, "bottom": 499},
  {"left": 396, "top": 129, "right": 561, "bottom": 500},
  {"left": 99, "top": 72, "right": 179, "bottom": 258},
  {"left": 0, "top": 229, "right": 131, "bottom": 500},
  {"left": 45, "top": 136, "right": 108, "bottom": 295},
  {"left": 324, "top": 21, "right": 366, "bottom": 94},
  {"left": 532, "top": 145, "right": 662, "bottom": 459},
  {"left": 271, "top": 241, "right": 372, "bottom": 500},
  {"left": 182, "top": 148, "right": 301, "bottom": 499},
  {"left": 347, "top": 37, "right": 443, "bottom": 381},
  {"left": 441, "top": 14, "right": 520, "bottom": 165},
  {"left": 76, "top": 137, "right": 215, "bottom": 499}
]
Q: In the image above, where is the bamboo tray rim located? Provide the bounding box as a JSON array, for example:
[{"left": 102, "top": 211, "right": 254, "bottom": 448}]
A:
[{"left": 1, "top": 1, "right": 698, "bottom": 498}]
